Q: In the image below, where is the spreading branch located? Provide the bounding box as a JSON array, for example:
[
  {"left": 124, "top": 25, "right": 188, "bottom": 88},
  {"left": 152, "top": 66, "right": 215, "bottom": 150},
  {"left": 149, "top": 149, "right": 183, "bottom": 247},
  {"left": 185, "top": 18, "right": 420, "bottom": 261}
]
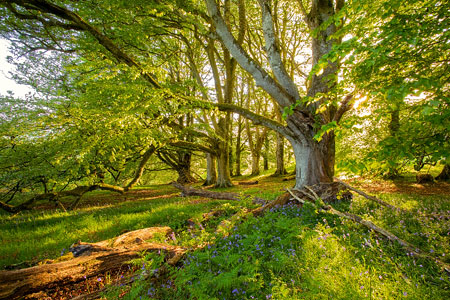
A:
[
  {"left": 216, "top": 103, "right": 292, "bottom": 137},
  {"left": 0, "top": 184, "right": 124, "bottom": 214},
  {"left": 3, "top": 0, "right": 161, "bottom": 88},
  {"left": 125, "top": 146, "right": 157, "bottom": 191},
  {"left": 204, "top": 0, "right": 295, "bottom": 108},
  {"left": 258, "top": 0, "right": 300, "bottom": 101}
]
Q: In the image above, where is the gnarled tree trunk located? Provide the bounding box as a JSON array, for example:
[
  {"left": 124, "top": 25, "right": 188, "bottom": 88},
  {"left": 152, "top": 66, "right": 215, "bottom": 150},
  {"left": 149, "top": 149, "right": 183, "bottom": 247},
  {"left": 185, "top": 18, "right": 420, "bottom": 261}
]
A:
[{"left": 205, "top": 0, "right": 350, "bottom": 189}]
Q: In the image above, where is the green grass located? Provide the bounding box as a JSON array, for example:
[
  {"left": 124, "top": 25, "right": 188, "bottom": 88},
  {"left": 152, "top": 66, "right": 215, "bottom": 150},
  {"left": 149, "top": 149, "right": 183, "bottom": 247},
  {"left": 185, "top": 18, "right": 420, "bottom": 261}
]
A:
[
  {"left": 108, "top": 197, "right": 450, "bottom": 299},
  {"left": 1, "top": 175, "right": 449, "bottom": 299},
  {"left": 0, "top": 189, "right": 235, "bottom": 268},
  {"left": 103, "top": 181, "right": 450, "bottom": 299}
]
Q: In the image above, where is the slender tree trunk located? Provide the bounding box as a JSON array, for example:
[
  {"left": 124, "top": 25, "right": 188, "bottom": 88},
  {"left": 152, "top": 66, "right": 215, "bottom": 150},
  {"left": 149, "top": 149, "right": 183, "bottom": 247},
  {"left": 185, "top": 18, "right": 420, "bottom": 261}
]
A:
[
  {"left": 263, "top": 135, "right": 269, "bottom": 171},
  {"left": 203, "top": 154, "right": 217, "bottom": 186},
  {"left": 235, "top": 115, "right": 243, "bottom": 176},
  {"left": 386, "top": 106, "right": 401, "bottom": 178},
  {"left": 274, "top": 132, "right": 287, "bottom": 175},
  {"left": 251, "top": 153, "right": 260, "bottom": 176}
]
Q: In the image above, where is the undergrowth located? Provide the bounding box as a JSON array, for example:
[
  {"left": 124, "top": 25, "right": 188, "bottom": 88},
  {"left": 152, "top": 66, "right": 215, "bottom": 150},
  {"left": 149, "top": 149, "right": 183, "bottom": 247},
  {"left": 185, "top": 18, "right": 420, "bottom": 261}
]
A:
[
  {"left": 105, "top": 192, "right": 450, "bottom": 299},
  {"left": 1, "top": 177, "right": 449, "bottom": 299}
]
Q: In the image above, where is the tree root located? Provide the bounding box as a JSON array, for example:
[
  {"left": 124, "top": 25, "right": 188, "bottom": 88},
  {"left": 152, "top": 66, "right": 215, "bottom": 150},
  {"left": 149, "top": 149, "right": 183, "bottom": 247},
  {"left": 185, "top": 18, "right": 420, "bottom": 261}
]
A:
[
  {"left": 286, "top": 188, "right": 450, "bottom": 274},
  {"left": 171, "top": 182, "right": 265, "bottom": 204},
  {"left": 0, "top": 227, "right": 185, "bottom": 300}
]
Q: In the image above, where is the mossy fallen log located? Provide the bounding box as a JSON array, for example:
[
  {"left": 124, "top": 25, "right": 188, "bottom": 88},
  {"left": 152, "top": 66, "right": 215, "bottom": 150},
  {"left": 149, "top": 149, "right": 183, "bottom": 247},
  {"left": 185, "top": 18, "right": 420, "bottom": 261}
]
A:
[{"left": 0, "top": 227, "right": 185, "bottom": 300}]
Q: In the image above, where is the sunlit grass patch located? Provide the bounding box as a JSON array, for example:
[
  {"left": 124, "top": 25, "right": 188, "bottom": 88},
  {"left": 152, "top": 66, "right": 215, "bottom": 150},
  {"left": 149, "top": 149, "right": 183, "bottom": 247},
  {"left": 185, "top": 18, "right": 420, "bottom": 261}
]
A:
[{"left": 0, "top": 192, "right": 233, "bottom": 268}]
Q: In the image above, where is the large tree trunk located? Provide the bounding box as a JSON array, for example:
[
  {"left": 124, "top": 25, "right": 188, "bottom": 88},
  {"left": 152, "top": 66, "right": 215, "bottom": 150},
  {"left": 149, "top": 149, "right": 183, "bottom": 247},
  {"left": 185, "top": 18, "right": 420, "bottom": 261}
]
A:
[
  {"left": 288, "top": 125, "right": 335, "bottom": 189},
  {"left": 203, "top": 153, "right": 217, "bottom": 186},
  {"left": 205, "top": 0, "right": 346, "bottom": 190},
  {"left": 216, "top": 148, "right": 233, "bottom": 188},
  {"left": 436, "top": 163, "right": 450, "bottom": 181}
]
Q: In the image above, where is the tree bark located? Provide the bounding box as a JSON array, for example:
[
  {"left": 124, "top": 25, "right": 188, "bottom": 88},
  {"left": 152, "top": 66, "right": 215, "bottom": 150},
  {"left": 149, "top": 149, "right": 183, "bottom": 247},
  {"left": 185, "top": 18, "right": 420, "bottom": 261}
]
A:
[
  {"left": 273, "top": 132, "right": 287, "bottom": 175},
  {"left": 203, "top": 153, "right": 217, "bottom": 186},
  {"left": 436, "top": 164, "right": 450, "bottom": 181}
]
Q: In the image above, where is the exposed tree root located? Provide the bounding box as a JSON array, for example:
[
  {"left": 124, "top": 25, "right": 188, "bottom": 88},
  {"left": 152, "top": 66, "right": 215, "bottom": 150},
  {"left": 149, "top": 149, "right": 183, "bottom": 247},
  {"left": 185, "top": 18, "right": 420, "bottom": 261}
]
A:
[
  {"left": 0, "top": 227, "right": 185, "bottom": 300},
  {"left": 171, "top": 182, "right": 265, "bottom": 204},
  {"left": 285, "top": 188, "right": 450, "bottom": 274}
]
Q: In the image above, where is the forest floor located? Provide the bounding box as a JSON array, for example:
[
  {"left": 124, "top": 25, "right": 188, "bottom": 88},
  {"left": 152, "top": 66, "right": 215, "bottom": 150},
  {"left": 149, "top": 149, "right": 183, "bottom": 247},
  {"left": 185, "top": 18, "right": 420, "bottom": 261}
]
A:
[{"left": 1, "top": 174, "right": 450, "bottom": 299}]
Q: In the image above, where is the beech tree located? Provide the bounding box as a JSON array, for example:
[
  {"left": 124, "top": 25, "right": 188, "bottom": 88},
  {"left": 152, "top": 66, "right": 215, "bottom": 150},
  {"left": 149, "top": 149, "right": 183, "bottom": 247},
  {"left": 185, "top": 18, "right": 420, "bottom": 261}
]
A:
[
  {"left": 336, "top": 0, "right": 449, "bottom": 178},
  {"left": 205, "top": 0, "right": 352, "bottom": 189}
]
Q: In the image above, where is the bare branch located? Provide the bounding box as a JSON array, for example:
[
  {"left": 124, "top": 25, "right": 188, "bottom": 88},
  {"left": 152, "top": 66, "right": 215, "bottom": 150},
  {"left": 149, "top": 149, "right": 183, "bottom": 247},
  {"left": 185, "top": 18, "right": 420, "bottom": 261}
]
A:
[
  {"left": 204, "top": 0, "right": 295, "bottom": 108},
  {"left": 216, "top": 102, "right": 292, "bottom": 137},
  {"left": 258, "top": 0, "right": 300, "bottom": 101}
]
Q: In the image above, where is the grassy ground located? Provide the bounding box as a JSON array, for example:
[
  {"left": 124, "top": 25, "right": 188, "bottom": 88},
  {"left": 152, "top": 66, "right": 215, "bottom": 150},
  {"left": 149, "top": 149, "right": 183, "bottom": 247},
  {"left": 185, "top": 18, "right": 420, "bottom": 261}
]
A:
[{"left": 1, "top": 174, "right": 449, "bottom": 299}]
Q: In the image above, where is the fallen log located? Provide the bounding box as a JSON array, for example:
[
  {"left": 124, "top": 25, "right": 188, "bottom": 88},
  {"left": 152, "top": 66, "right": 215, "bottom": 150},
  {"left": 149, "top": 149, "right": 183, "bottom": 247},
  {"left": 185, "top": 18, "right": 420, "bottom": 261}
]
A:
[
  {"left": 171, "top": 182, "right": 266, "bottom": 204},
  {"left": 335, "top": 179, "right": 402, "bottom": 212},
  {"left": 238, "top": 180, "right": 258, "bottom": 185},
  {"left": 282, "top": 175, "right": 296, "bottom": 181},
  {"left": 0, "top": 227, "right": 185, "bottom": 300}
]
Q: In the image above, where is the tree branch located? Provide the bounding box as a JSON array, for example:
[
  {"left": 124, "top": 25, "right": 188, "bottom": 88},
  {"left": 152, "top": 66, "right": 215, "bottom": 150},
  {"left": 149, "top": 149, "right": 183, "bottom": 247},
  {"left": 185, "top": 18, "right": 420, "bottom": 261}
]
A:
[
  {"left": 125, "top": 146, "right": 157, "bottom": 191},
  {"left": 0, "top": 184, "right": 124, "bottom": 214},
  {"left": 333, "top": 94, "right": 353, "bottom": 123},
  {"left": 258, "top": 0, "right": 300, "bottom": 101},
  {"left": 204, "top": 0, "right": 295, "bottom": 108},
  {"left": 216, "top": 103, "right": 292, "bottom": 137},
  {"left": 169, "top": 140, "right": 218, "bottom": 155},
  {"left": 4, "top": 0, "right": 161, "bottom": 88}
]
